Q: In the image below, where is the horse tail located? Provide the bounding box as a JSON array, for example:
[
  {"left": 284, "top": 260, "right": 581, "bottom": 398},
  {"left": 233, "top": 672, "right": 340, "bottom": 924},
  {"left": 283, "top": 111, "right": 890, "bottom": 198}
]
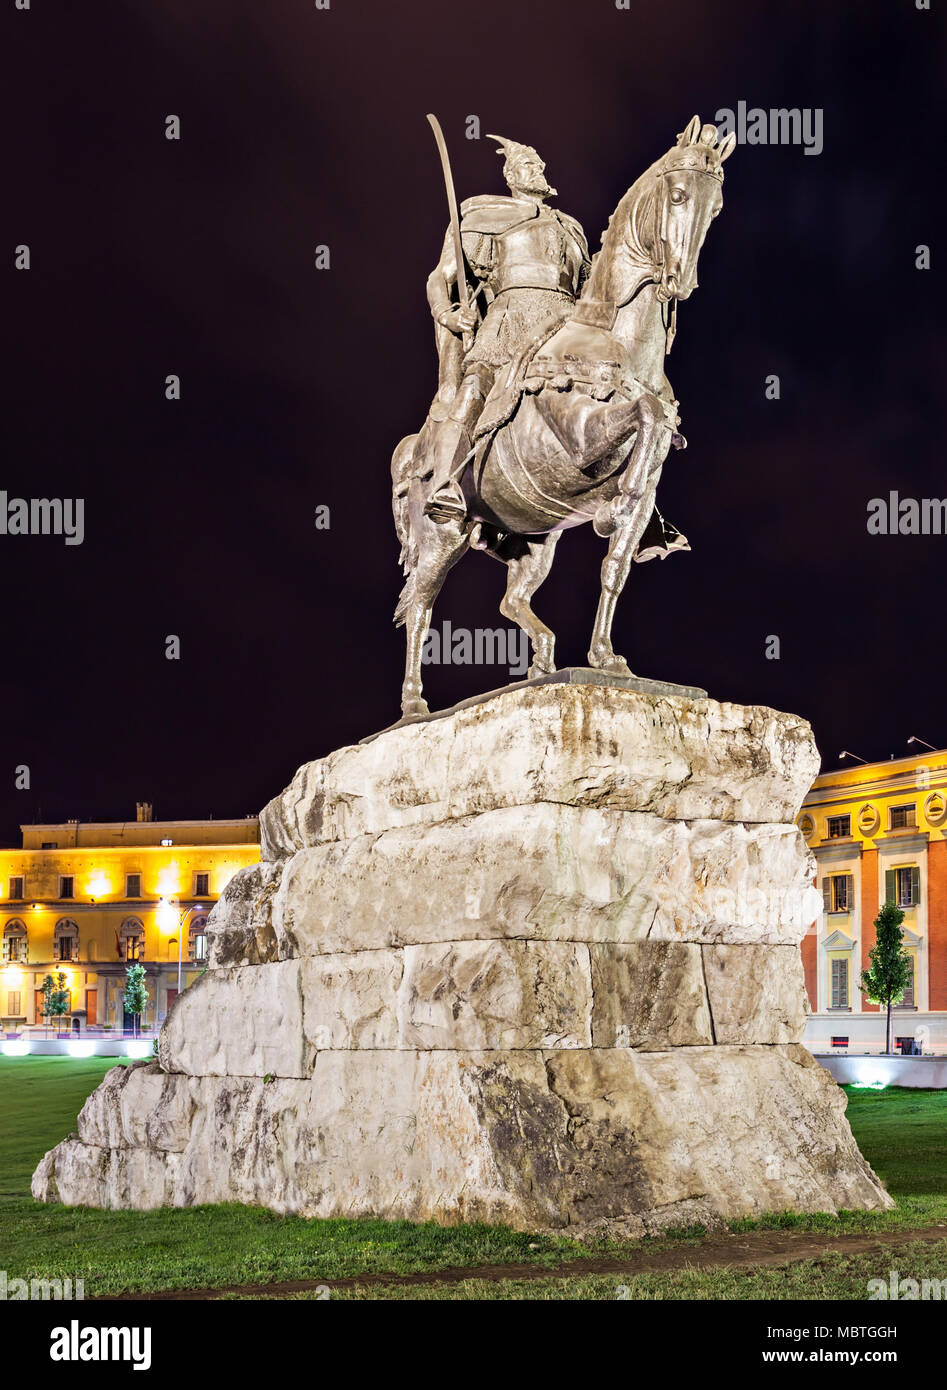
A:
[
  {"left": 393, "top": 569, "right": 417, "bottom": 629},
  {"left": 391, "top": 434, "right": 417, "bottom": 553},
  {"left": 391, "top": 434, "right": 420, "bottom": 627}
]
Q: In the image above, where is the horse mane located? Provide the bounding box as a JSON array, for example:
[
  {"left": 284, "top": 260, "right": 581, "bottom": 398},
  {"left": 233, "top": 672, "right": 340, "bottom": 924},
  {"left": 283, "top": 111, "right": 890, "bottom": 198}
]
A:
[{"left": 583, "top": 158, "right": 665, "bottom": 304}]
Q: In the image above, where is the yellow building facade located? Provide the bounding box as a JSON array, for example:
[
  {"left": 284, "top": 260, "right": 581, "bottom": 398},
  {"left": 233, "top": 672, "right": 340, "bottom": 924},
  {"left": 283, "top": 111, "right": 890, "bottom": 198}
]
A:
[
  {"left": 799, "top": 748, "right": 947, "bottom": 1054},
  {"left": 1, "top": 804, "right": 259, "bottom": 1034}
]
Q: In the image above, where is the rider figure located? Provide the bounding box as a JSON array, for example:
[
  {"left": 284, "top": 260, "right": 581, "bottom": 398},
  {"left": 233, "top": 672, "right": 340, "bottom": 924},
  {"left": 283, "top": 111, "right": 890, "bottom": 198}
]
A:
[{"left": 422, "top": 135, "right": 591, "bottom": 523}]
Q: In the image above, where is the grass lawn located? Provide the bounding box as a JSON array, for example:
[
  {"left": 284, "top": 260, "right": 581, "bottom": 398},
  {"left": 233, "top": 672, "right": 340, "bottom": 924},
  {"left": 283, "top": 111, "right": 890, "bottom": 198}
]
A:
[
  {"left": 231, "top": 1242, "right": 947, "bottom": 1300},
  {"left": 1, "top": 1058, "right": 945, "bottom": 1298}
]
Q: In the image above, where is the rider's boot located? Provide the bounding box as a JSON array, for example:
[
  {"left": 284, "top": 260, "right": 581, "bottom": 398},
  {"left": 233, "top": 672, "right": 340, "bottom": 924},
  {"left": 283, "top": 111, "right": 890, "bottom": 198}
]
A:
[{"left": 423, "top": 419, "right": 473, "bottom": 524}]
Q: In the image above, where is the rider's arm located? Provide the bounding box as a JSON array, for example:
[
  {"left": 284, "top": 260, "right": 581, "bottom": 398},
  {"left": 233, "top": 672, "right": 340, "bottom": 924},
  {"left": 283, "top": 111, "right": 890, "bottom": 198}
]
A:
[
  {"left": 426, "top": 229, "right": 457, "bottom": 327},
  {"left": 427, "top": 228, "right": 486, "bottom": 334}
]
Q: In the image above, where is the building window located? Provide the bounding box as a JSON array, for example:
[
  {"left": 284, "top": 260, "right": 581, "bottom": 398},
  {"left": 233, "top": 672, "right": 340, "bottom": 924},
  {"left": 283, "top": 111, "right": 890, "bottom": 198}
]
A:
[
  {"left": 54, "top": 919, "right": 79, "bottom": 963},
  {"left": 830, "top": 1035, "right": 849, "bottom": 1048},
  {"left": 823, "top": 874, "right": 854, "bottom": 914},
  {"left": 189, "top": 915, "right": 208, "bottom": 962},
  {"left": 119, "top": 918, "right": 145, "bottom": 962},
  {"left": 895, "top": 955, "right": 916, "bottom": 1009},
  {"left": 194, "top": 873, "right": 210, "bottom": 897},
  {"left": 41, "top": 841, "right": 58, "bottom": 849},
  {"left": 6, "top": 991, "right": 21, "bottom": 1016},
  {"left": 887, "top": 867, "right": 920, "bottom": 909},
  {"left": 126, "top": 873, "right": 141, "bottom": 899},
  {"left": 2, "top": 921, "right": 27, "bottom": 963},
  {"left": 59, "top": 876, "right": 74, "bottom": 900},
  {"left": 160, "top": 838, "right": 173, "bottom": 847},
  {"left": 830, "top": 957, "right": 850, "bottom": 1009},
  {"left": 827, "top": 815, "right": 851, "bottom": 839},
  {"left": 8, "top": 877, "right": 24, "bottom": 900},
  {"left": 890, "top": 804, "right": 917, "bottom": 830}
]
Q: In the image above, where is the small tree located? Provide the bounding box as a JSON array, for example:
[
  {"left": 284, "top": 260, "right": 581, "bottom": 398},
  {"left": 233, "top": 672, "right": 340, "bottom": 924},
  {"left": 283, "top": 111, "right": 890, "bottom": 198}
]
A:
[
  {"left": 860, "top": 901, "right": 912, "bottom": 1055},
  {"left": 123, "top": 963, "right": 149, "bottom": 1038},
  {"left": 39, "top": 970, "right": 71, "bottom": 1037},
  {"left": 39, "top": 974, "right": 53, "bottom": 1039}
]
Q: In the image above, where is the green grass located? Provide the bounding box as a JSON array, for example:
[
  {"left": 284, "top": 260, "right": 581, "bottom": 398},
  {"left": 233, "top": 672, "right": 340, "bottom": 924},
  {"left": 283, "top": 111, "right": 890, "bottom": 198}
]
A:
[
  {"left": 351, "top": 1244, "right": 947, "bottom": 1300},
  {"left": 0, "top": 1058, "right": 126, "bottom": 1197},
  {"left": 0, "top": 1060, "right": 945, "bottom": 1297},
  {"left": 230, "top": 1242, "right": 947, "bottom": 1300}
]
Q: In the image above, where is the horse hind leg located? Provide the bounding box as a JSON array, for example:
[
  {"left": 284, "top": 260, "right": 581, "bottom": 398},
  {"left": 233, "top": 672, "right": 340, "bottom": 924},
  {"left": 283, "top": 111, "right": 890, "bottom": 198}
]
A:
[{"left": 499, "top": 532, "right": 561, "bottom": 679}]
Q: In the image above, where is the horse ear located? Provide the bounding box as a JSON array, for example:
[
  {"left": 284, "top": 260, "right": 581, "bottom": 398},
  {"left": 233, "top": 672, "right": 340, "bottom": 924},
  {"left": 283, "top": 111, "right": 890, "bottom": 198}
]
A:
[
  {"left": 717, "top": 131, "right": 737, "bottom": 162},
  {"left": 678, "top": 115, "right": 701, "bottom": 147}
]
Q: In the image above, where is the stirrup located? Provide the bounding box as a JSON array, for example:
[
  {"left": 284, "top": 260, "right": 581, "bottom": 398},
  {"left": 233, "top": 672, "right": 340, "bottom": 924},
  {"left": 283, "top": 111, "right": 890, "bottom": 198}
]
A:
[{"left": 423, "top": 482, "right": 467, "bottom": 524}]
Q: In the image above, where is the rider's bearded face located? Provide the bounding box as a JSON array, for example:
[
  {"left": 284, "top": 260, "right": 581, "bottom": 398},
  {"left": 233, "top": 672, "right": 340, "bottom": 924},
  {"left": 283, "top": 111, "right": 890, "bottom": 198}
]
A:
[{"left": 507, "top": 155, "right": 556, "bottom": 200}]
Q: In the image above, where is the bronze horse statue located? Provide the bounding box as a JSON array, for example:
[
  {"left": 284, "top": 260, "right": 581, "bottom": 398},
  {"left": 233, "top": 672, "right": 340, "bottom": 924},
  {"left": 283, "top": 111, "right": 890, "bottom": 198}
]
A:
[{"left": 391, "top": 117, "right": 734, "bottom": 718}]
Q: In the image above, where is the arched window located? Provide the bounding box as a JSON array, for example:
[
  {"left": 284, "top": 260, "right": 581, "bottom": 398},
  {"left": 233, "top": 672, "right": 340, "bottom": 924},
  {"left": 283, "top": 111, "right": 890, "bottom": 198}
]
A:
[
  {"left": 54, "top": 918, "right": 79, "bottom": 963},
  {"left": 189, "top": 914, "right": 208, "bottom": 963},
  {"left": 119, "top": 917, "right": 145, "bottom": 962},
  {"left": 2, "top": 920, "right": 27, "bottom": 963}
]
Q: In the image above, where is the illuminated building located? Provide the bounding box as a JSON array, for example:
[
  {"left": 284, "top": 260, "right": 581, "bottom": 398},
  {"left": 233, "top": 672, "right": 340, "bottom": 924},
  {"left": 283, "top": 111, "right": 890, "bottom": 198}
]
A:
[
  {"left": 799, "top": 747, "right": 947, "bottom": 1055},
  {"left": 0, "top": 804, "right": 259, "bottom": 1032}
]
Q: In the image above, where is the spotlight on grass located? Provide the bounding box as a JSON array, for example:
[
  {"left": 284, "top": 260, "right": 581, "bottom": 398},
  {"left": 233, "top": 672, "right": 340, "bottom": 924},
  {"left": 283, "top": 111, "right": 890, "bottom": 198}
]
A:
[{"left": 851, "top": 1060, "right": 892, "bottom": 1090}]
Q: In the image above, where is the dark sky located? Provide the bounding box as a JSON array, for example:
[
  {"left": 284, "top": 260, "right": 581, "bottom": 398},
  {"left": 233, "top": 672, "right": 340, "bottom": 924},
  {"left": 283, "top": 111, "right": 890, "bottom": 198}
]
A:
[{"left": 2, "top": 0, "right": 944, "bottom": 844}]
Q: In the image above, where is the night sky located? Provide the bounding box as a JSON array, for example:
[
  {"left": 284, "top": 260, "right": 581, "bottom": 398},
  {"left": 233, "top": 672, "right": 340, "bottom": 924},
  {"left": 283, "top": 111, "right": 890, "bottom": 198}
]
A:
[{"left": 2, "top": 0, "right": 943, "bottom": 845}]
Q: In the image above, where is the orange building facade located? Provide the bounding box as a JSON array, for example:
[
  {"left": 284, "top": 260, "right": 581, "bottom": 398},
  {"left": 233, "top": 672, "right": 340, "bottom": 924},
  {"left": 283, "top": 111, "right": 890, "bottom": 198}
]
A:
[{"left": 799, "top": 748, "right": 947, "bottom": 1055}]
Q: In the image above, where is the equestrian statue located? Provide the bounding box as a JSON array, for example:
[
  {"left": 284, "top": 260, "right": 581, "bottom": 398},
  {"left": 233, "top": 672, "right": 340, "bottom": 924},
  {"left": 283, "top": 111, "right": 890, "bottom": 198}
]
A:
[{"left": 391, "top": 114, "right": 735, "bottom": 718}]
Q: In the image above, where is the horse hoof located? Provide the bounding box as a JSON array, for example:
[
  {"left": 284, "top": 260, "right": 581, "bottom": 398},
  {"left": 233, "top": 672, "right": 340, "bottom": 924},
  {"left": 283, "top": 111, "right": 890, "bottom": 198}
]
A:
[
  {"left": 401, "top": 696, "right": 430, "bottom": 719},
  {"left": 588, "top": 652, "right": 635, "bottom": 679}
]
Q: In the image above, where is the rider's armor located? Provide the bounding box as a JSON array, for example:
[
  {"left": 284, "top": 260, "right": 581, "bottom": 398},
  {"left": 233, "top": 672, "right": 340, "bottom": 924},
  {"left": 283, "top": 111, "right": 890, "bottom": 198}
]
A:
[
  {"left": 422, "top": 196, "right": 590, "bottom": 521},
  {"left": 459, "top": 195, "right": 589, "bottom": 366}
]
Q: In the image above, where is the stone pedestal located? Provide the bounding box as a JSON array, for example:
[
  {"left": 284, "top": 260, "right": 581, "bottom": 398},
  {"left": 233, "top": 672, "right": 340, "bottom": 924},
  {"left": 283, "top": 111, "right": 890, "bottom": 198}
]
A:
[{"left": 32, "top": 680, "right": 892, "bottom": 1236}]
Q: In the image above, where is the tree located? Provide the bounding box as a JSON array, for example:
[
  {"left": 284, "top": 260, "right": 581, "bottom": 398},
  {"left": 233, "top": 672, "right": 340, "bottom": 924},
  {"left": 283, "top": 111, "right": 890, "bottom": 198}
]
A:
[
  {"left": 39, "top": 974, "right": 53, "bottom": 1038},
  {"left": 860, "top": 901, "right": 912, "bottom": 1055},
  {"left": 123, "top": 963, "right": 149, "bottom": 1038},
  {"left": 40, "top": 971, "right": 71, "bottom": 1037}
]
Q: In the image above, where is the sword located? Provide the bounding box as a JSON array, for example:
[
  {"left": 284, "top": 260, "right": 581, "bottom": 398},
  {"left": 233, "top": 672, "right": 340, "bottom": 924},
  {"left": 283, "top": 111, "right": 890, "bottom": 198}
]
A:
[{"left": 426, "top": 113, "right": 474, "bottom": 354}]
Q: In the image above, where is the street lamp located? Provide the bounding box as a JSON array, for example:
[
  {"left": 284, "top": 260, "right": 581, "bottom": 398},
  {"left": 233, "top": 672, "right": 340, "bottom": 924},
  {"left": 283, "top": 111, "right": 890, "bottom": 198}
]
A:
[
  {"left": 159, "top": 900, "right": 205, "bottom": 995},
  {"left": 908, "top": 736, "right": 938, "bottom": 753},
  {"left": 839, "top": 750, "right": 868, "bottom": 764}
]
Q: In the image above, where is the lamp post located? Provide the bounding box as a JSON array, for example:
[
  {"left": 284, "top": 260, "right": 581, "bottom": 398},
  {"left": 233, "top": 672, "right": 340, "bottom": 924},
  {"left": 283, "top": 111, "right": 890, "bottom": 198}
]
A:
[
  {"left": 174, "top": 904, "right": 204, "bottom": 996},
  {"left": 157, "top": 899, "right": 205, "bottom": 998},
  {"left": 908, "top": 736, "right": 938, "bottom": 753}
]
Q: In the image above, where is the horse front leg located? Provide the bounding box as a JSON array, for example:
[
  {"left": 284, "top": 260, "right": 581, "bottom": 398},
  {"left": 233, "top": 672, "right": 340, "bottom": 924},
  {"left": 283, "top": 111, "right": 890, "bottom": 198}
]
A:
[
  {"left": 588, "top": 402, "right": 673, "bottom": 676},
  {"left": 592, "top": 392, "right": 671, "bottom": 539}
]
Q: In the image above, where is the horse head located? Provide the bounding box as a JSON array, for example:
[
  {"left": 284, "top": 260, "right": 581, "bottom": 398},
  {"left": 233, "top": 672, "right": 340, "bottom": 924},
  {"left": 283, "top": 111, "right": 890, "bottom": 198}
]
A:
[
  {"left": 652, "top": 116, "right": 735, "bottom": 301},
  {"left": 587, "top": 116, "right": 735, "bottom": 311}
]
